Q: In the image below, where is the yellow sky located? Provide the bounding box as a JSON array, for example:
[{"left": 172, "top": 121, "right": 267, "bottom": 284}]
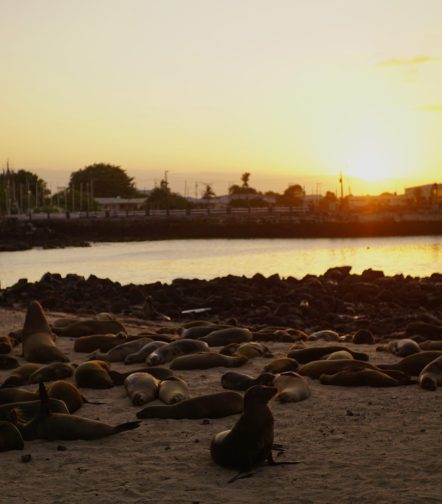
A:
[{"left": 1, "top": 0, "right": 441, "bottom": 195}]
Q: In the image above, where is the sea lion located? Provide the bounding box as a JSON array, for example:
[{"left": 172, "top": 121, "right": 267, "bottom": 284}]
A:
[
  {"left": 308, "top": 330, "right": 341, "bottom": 342},
  {"left": 352, "top": 329, "right": 375, "bottom": 345},
  {"left": 91, "top": 337, "right": 153, "bottom": 363},
  {"left": 181, "top": 324, "right": 232, "bottom": 339},
  {"left": 27, "top": 362, "right": 75, "bottom": 384},
  {"left": 46, "top": 380, "right": 97, "bottom": 413},
  {"left": 21, "top": 300, "right": 69, "bottom": 363},
  {"left": 73, "top": 333, "right": 127, "bottom": 353},
  {"left": 1, "top": 364, "right": 43, "bottom": 388},
  {"left": 0, "top": 421, "right": 24, "bottom": 452},
  {"left": 0, "top": 398, "right": 69, "bottom": 421},
  {"left": 287, "top": 346, "right": 369, "bottom": 364},
  {"left": 169, "top": 352, "right": 248, "bottom": 371},
  {"left": 17, "top": 383, "right": 140, "bottom": 441},
  {"left": 377, "top": 351, "right": 442, "bottom": 376},
  {"left": 110, "top": 366, "right": 175, "bottom": 385},
  {"left": 158, "top": 376, "right": 190, "bottom": 404},
  {"left": 324, "top": 350, "right": 354, "bottom": 360},
  {"left": 124, "top": 341, "right": 167, "bottom": 365},
  {"left": 52, "top": 318, "right": 126, "bottom": 337},
  {"left": 299, "top": 359, "right": 375, "bottom": 379},
  {"left": 264, "top": 358, "right": 299, "bottom": 373},
  {"left": 210, "top": 385, "right": 297, "bottom": 476},
  {"left": 273, "top": 372, "right": 311, "bottom": 402},
  {"left": 0, "top": 355, "right": 19, "bottom": 370},
  {"left": 146, "top": 339, "right": 210, "bottom": 366},
  {"left": 406, "top": 322, "right": 442, "bottom": 340},
  {"left": 418, "top": 356, "right": 442, "bottom": 391},
  {"left": 319, "top": 369, "right": 400, "bottom": 387},
  {"left": 419, "top": 340, "right": 442, "bottom": 351},
  {"left": 220, "top": 342, "right": 273, "bottom": 359},
  {"left": 74, "top": 360, "right": 114, "bottom": 389},
  {"left": 124, "top": 372, "right": 159, "bottom": 406},
  {"left": 376, "top": 339, "right": 420, "bottom": 357},
  {"left": 136, "top": 391, "right": 243, "bottom": 419},
  {"left": 221, "top": 371, "right": 276, "bottom": 391},
  {"left": 0, "top": 387, "right": 38, "bottom": 404},
  {"left": 200, "top": 328, "right": 253, "bottom": 347}
]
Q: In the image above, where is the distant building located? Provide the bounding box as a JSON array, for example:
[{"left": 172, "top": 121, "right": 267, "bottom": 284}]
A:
[
  {"left": 95, "top": 197, "right": 146, "bottom": 212},
  {"left": 404, "top": 183, "right": 442, "bottom": 200}
]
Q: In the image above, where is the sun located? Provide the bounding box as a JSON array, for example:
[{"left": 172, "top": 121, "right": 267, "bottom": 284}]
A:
[{"left": 347, "top": 141, "right": 396, "bottom": 182}]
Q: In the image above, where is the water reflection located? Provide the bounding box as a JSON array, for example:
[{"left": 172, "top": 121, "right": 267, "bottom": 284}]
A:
[{"left": 0, "top": 236, "right": 440, "bottom": 288}]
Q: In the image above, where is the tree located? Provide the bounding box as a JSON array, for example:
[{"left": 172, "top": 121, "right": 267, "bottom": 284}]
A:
[
  {"left": 202, "top": 184, "right": 216, "bottom": 202},
  {"left": 0, "top": 168, "right": 48, "bottom": 213},
  {"left": 145, "top": 179, "right": 190, "bottom": 210},
  {"left": 276, "top": 184, "right": 305, "bottom": 206},
  {"left": 68, "top": 163, "right": 137, "bottom": 198},
  {"left": 229, "top": 172, "right": 257, "bottom": 196},
  {"left": 241, "top": 172, "right": 251, "bottom": 188}
]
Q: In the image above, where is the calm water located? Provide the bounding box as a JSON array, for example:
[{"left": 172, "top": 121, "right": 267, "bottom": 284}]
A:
[{"left": 0, "top": 236, "right": 441, "bottom": 288}]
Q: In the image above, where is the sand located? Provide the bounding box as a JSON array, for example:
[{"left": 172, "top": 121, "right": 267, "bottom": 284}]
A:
[{"left": 0, "top": 307, "right": 441, "bottom": 504}]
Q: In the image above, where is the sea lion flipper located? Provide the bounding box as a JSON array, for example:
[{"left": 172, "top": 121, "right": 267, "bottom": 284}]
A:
[
  {"left": 267, "top": 452, "right": 301, "bottom": 466},
  {"left": 113, "top": 420, "right": 141, "bottom": 434},
  {"left": 228, "top": 471, "right": 255, "bottom": 484},
  {"left": 38, "top": 382, "right": 52, "bottom": 417}
]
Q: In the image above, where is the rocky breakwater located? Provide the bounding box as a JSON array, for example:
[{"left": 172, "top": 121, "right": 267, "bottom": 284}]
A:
[
  {"left": 0, "top": 219, "right": 90, "bottom": 251},
  {"left": 1, "top": 267, "right": 441, "bottom": 343}
]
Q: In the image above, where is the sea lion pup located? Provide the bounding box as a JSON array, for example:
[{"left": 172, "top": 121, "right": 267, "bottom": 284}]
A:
[
  {"left": 221, "top": 371, "right": 276, "bottom": 391},
  {"left": 74, "top": 332, "right": 127, "bottom": 353},
  {"left": 0, "top": 421, "right": 24, "bottom": 452},
  {"left": 27, "top": 362, "right": 75, "bottom": 384},
  {"left": 287, "top": 346, "right": 369, "bottom": 364},
  {"left": 298, "top": 359, "right": 375, "bottom": 379},
  {"left": 136, "top": 391, "right": 243, "bottom": 419},
  {"left": 47, "top": 380, "right": 101, "bottom": 413},
  {"left": 22, "top": 300, "right": 69, "bottom": 363},
  {"left": 90, "top": 337, "right": 153, "bottom": 363},
  {"left": 74, "top": 360, "right": 114, "bottom": 389},
  {"left": 0, "top": 335, "right": 18, "bottom": 354},
  {"left": 376, "top": 339, "right": 421, "bottom": 357},
  {"left": 420, "top": 340, "right": 442, "bottom": 351},
  {"left": 124, "top": 341, "right": 167, "bottom": 365},
  {"left": 264, "top": 358, "right": 299, "bottom": 374},
  {"left": 18, "top": 383, "right": 140, "bottom": 441},
  {"left": 273, "top": 372, "right": 311, "bottom": 403},
  {"left": 51, "top": 318, "right": 126, "bottom": 338},
  {"left": 319, "top": 369, "right": 400, "bottom": 387},
  {"left": 124, "top": 372, "right": 159, "bottom": 406},
  {"left": 0, "top": 355, "right": 19, "bottom": 370},
  {"left": 169, "top": 352, "right": 248, "bottom": 371},
  {"left": 200, "top": 328, "right": 253, "bottom": 347},
  {"left": 418, "top": 356, "right": 442, "bottom": 391},
  {"left": 377, "top": 351, "right": 442, "bottom": 376},
  {"left": 308, "top": 330, "right": 341, "bottom": 342},
  {"left": 146, "top": 339, "right": 210, "bottom": 366},
  {"left": 210, "top": 385, "right": 298, "bottom": 479},
  {"left": 220, "top": 342, "right": 273, "bottom": 359},
  {"left": 158, "top": 376, "right": 190, "bottom": 404},
  {"left": 1, "top": 364, "right": 43, "bottom": 388},
  {"left": 181, "top": 324, "right": 232, "bottom": 339}
]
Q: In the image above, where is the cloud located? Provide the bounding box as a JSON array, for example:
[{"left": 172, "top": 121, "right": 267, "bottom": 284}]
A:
[
  {"left": 420, "top": 104, "right": 442, "bottom": 114},
  {"left": 378, "top": 56, "right": 441, "bottom": 67}
]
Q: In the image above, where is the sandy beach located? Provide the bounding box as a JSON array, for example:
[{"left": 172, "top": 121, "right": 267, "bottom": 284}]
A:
[{"left": 0, "top": 306, "right": 441, "bottom": 504}]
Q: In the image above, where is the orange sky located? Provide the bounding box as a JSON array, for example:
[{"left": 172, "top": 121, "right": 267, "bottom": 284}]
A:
[{"left": 1, "top": 0, "right": 441, "bottom": 196}]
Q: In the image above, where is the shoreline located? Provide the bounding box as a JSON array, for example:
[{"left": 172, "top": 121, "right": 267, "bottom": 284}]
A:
[{"left": 1, "top": 215, "right": 442, "bottom": 251}]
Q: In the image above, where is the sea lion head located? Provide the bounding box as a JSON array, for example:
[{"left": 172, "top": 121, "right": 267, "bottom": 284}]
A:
[
  {"left": 244, "top": 385, "right": 278, "bottom": 407},
  {"left": 255, "top": 372, "right": 276, "bottom": 386},
  {"left": 420, "top": 375, "right": 437, "bottom": 391},
  {"left": 132, "top": 392, "right": 148, "bottom": 406}
]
